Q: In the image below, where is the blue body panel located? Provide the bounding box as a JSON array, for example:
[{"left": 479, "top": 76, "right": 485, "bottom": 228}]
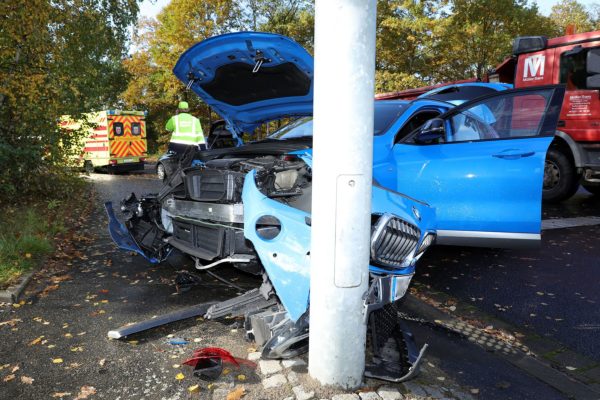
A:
[
  {"left": 390, "top": 137, "right": 552, "bottom": 233},
  {"left": 104, "top": 202, "right": 160, "bottom": 264},
  {"left": 242, "top": 166, "right": 436, "bottom": 322},
  {"left": 173, "top": 32, "right": 314, "bottom": 135}
]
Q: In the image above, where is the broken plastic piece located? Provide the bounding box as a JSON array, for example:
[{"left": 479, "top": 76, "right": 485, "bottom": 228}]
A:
[
  {"left": 183, "top": 347, "right": 256, "bottom": 381},
  {"left": 168, "top": 338, "right": 189, "bottom": 345}
]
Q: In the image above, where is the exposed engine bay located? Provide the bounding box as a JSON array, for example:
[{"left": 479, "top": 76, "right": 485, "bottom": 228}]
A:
[{"left": 106, "top": 144, "right": 435, "bottom": 382}]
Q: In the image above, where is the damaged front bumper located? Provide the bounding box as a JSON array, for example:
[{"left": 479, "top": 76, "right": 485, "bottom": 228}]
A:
[{"left": 104, "top": 201, "right": 162, "bottom": 264}]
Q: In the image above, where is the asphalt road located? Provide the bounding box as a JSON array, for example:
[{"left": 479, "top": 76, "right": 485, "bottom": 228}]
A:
[
  {"left": 0, "top": 167, "right": 594, "bottom": 399},
  {"left": 416, "top": 187, "right": 600, "bottom": 362},
  {"left": 0, "top": 167, "right": 262, "bottom": 399}
]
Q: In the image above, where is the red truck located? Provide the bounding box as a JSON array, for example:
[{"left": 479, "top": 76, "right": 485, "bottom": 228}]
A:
[{"left": 377, "top": 31, "right": 600, "bottom": 202}]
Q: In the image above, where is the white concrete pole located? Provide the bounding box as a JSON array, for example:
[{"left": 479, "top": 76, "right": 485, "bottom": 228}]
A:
[{"left": 309, "top": 0, "right": 377, "bottom": 389}]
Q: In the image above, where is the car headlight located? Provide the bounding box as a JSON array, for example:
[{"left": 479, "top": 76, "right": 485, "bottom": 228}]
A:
[{"left": 416, "top": 232, "right": 436, "bottom": 256}]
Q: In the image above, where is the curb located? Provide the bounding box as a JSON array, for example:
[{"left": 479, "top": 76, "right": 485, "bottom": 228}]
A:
[
  {"left": 0, "top": 270, "right": 36, "bottom": 303},
  {"left": 404, "top": 288, "right": 600, "bottom": 400}
]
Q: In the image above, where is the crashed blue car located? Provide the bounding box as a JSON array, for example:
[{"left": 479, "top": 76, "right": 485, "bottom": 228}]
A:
[{"left": 106, "top": 32, "right": 564, "bottom": 381}]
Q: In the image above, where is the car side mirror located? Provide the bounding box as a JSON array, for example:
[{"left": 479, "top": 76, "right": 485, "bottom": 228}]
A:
[{"left": 415, "top": 118, "right": 445, "bottom": 144}]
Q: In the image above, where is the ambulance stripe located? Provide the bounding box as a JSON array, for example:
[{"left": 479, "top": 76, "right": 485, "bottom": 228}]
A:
[{"left": 84, "top": 146, "right": 108, "bottom": 152}]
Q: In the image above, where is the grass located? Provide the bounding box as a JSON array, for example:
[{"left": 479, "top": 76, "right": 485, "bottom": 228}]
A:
[{"left": 0, "top": 178, "right": 89, "bottom": 288}]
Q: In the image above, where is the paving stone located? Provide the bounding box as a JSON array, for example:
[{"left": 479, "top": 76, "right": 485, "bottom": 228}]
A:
[
  {"left": 422, "top": 385, "right": 445, "bottom": 399},
  {"left": 581, "top": 366, "right": 600, "bottom": 383},
  {"left": 248, "top": 352, "right": 262, "bottom": 361},
  {"left": 331, "top": 395, "right": 360, "bottom": 400},
  {"left": 401, "top": 382, "right": 428, "bottom": 398},
  {"left": 288, "top": 371, "right": 300, "bottom": 384},
  {"left": 552, "top": 350, "right": 596, "bottom": 370},
  {"left": 262, "top": 373, "right": 287, "bottom": 389},
  {"left": 283, "top": 358, "right": 308, "bottom": 369},
  {"left": 212, "top": 388, "right": 230, "bottom": 400},
  {"left": 358, "top": 391, "right": 382, "bottom": 400},
  {"left": 293, "top": 385, "right": 315, "bottom": 400},
  {"left": 259, "top": 359, "right": 283, "bottom": 376},
  {"left": 377, "top": 386, "right": 403, "bottom": 400}
]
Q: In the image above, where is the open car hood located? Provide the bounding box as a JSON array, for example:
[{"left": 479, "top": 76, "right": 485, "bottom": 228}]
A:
[{"left": 173, "top": 32, "right": 314, "bottom": 134}]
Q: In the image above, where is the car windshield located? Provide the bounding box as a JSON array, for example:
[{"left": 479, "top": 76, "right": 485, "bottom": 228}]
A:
[{"left": 268, "top": 102, "right": 408, "bottom": 140}]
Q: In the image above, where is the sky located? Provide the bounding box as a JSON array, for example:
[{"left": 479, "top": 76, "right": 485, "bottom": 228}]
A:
[{"left": 137, "top": 0, "right": 599, "bottom": 20}]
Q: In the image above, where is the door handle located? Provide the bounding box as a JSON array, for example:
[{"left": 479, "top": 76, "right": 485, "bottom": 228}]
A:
[{"left": 492, "top": 150, "right": 535, "bottom": 159}]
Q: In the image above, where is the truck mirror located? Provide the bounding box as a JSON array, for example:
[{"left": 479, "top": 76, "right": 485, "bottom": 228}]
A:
[
  {"left": 587, "top": 48, "right": 600, "bottom": 75},
  {"left": 586, "top": 74, "right": 600, "bottom": 89}
]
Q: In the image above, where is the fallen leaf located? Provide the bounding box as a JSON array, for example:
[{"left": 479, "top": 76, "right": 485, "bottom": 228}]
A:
[
  {"left": 98, "top": 359, "right": 106, "bottom": 367},
  {"left": 25, "top": 253, "right": 32, "bottom": 258},
  {"left": 172, "top": 364, "right": 180, "bottom": 369},
  {"left": 222, "top": 368, "right": 231, "bottom": 375},
  {"left": 51, "top": 393, "right": 71, "bottom": 398},
  {"left": 74, "top": 386, "right": 96, "bottom": 399},
  {"left": 188, "top": 384, "right": 200, "bottom": 393},
  {"left": 226, "top": 386, "right": 246, "bottom": 400},
  {"left": 29, "top": 336, "right": 45, "bottom": 346},
  {"left": 436, "top": 376, "right": 446, "bottom": 381},
  {"left": 237, "top": 374, "right": 246, "bottom": 381},
  {"left": 0, "top": 318, "right": 22, "bottom": 327},
  {"left": 175, "top": 373, "right": 185, "bottom": 380},
  {"left": 20, "top": 376, "right": 34, "bottom": 384},
  {"left": 48, "top": 344, "right": 56, "bottom": 349},
  {"left": 566, "top": 366, "right": 577, "bottom": 371},
  {"left": 52, "top": 358, "right": 63, "bottom": 364},
  {"left": 0, "top": 364, "right": 9, "bottom": 370},
  {"left": 3, "top": 374, "right": 15, "bottom": 382},
  {"left": 11, "top": 365, "right": 19, "bottom": 373},
  {"left": 64, "top": 333, "right": 73, "bottom": 338},
  {"left": 127, "top": 340, "right": 138, "bottom": 345}
]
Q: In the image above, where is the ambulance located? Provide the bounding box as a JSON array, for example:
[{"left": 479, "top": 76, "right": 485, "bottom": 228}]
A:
[{"left": 62, "top": 110, "right": 148, "bottom": 172}]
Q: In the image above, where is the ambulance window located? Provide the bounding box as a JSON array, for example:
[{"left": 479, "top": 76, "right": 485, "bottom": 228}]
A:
[
  {"left": 559, "top": 47, "right": 588, "bottom": 90},
  {"left": 132, "top": 122, "right": 141, "bottom": 136},
  {"left": 113, "top": 122, "right": 124, "bottom": 136}
]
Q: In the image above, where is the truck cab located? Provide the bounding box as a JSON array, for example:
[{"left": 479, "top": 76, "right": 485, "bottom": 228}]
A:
[{"left": 491, "top": 32, "right": 600, "bottom": 201}]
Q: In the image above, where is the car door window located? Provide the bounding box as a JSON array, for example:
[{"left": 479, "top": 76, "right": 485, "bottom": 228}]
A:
[
  {"left": 394, "top": 110, "right": 441, "bottom": 144},
  {"left": 446, "top": 90, "right": 552, "bottom": 143}
]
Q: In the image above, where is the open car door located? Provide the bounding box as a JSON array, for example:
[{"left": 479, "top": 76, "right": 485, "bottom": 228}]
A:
[{"left": 388, "top": 85, "right": 565, "bottom": 248}]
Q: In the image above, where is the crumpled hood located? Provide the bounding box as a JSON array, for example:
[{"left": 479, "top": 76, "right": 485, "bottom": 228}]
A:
[{"left": 173, "top": 32, "right": 314, "bottom": 134}]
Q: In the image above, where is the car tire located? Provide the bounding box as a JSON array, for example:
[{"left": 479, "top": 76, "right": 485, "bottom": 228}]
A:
[
  {"left": 582, "top": 182, "right": 600, "bottom": 195},
  {"left": 157, "top": 163, "right": 166, "bottom": 181},
  {"left": 84, "top": 161, "right": 94, "bottom": 174},
  {"left": 543, "top": 149, "right": 580, "bottom": 203}
]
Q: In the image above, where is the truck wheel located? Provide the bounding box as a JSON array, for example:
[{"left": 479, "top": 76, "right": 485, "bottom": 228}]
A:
[
  {"left": 84, "top": 161, "right": 94, "bottom": 174},
  {"left": 157, "top": 163, "right": 166, "bottom": 181},
  {"left": 543, "top": 149, "right": 579, "bottom": 203},
  {"left": 582, "top": 182, "right": 600, "bottom": 196}
]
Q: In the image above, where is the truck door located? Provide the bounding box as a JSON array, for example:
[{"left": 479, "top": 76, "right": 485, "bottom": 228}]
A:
[{"left": 392, "top": 86, "right": 565, "bottom": 248}]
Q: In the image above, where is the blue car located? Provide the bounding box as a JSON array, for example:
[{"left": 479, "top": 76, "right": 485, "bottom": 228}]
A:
[{"left": 106, "top": 32, "right": 564, "bottom": 381}]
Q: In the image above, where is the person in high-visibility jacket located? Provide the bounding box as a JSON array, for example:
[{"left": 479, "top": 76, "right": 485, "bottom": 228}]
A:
[{"left": 165, "top": 101, "right": 206, "bottom": 155}]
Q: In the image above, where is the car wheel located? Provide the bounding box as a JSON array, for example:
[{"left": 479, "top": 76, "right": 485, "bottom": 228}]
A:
[
  {"left": 542, "top": 149, "right": 580, "bottom": 203},
  {"left": 157, "top": 163, "right": 166, "bottom": 181},
  {"left": 84, "top": 161, "right": 94, "bottom": 174},
  {"left": 582, "top": 182, "right": 600, "bottom": 195}
]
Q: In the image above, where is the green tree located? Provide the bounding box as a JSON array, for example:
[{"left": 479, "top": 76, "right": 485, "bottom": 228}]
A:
[
  {"left": 0, "top": 0, "right": 138, "bottom": 203},
  {"left": 427, "top": 0, "right": 558, "bottom": 81},
  {"left": 550, "top": 0, "right": 594, "bottom": 34}
]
